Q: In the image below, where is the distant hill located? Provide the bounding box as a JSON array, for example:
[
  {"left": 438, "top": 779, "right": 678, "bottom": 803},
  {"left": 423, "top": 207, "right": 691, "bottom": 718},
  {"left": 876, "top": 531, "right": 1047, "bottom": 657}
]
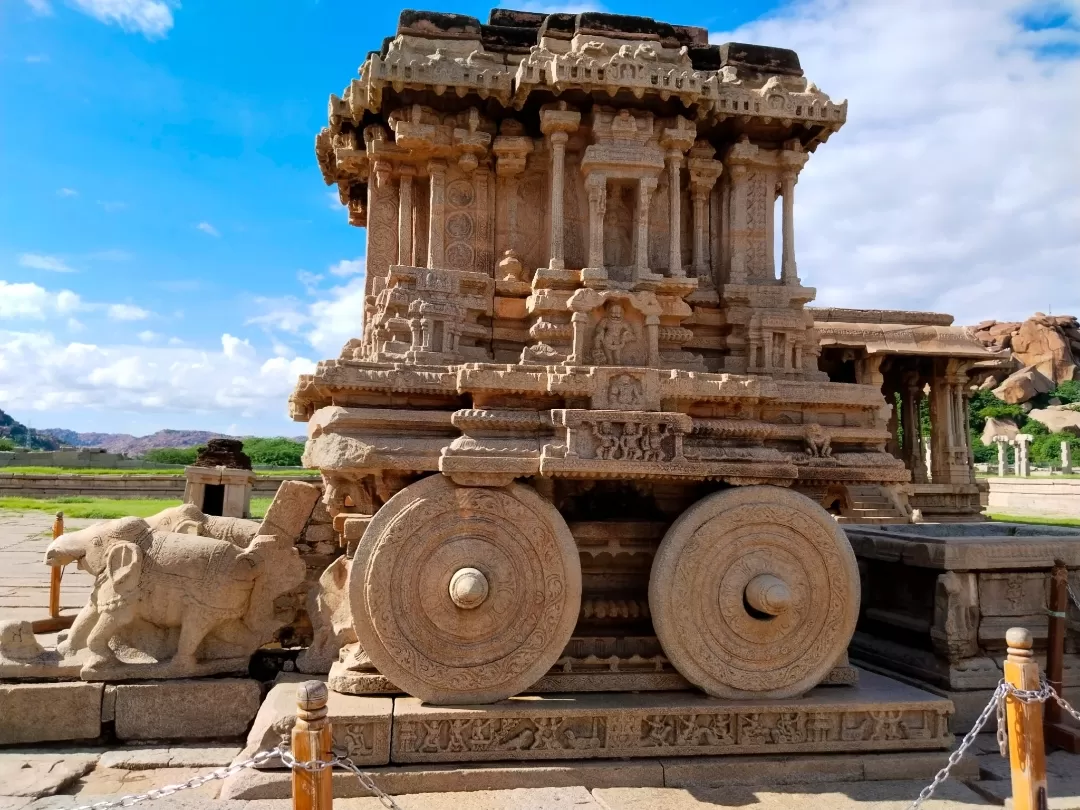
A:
[
  {"left": 0, "top": 409, "right": 61, "bottom": 450},
  {"left": 36, "top": 428, "right": 230, "bottom": 456}
]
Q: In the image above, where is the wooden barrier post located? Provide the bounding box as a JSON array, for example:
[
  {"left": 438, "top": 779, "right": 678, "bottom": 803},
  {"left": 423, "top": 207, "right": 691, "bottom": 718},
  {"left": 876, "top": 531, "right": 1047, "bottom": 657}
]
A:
[
  {"left": 1046, "top": 560, "right": 1080, "bottom": 752},
  {"left": 48, "top": 512, "right": 64, "bottom": 619},
  {"left": 292, "top": 680, "right": 333, "bottom": 810},
  {"left": 32, "top": 512, "right": 74, "bottom": 634},
  {"left": 1004, "top": 627, "right": 1049, "bottom": 810}
]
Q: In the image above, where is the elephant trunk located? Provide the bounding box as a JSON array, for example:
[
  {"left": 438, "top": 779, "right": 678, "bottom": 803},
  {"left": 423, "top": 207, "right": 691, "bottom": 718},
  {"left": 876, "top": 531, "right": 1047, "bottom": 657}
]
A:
[{"left": 45, "top": 535, "right": 87, "bottom": 568}]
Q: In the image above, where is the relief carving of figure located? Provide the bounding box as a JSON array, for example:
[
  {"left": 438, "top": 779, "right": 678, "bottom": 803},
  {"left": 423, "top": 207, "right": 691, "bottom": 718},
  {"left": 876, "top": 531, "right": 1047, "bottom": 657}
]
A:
[
  {"left": 591, "top": 303, "right": 637, "bottom": 365},
  {"left": 804, "top": 423, "right": 832, "bottom": 458}
]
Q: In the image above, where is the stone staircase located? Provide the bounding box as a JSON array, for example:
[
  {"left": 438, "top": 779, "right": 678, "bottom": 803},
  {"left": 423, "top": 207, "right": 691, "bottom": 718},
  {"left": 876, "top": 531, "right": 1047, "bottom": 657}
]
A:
[{"left": 836, "top": 485, "right": 911, "bottom": 525}]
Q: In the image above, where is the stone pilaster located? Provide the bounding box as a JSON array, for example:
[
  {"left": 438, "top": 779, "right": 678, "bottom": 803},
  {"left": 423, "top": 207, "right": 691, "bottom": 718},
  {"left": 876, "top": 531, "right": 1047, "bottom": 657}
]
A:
[
  {"left": 727, "top": 164, "right": 748, "bottom": 284},
  {"left": 540, "top": 104, "right": 581, "bottom": 271},
  {"left": 586, "top": 175, "right": 607, "bottom": 270},
  {"left": 666, "top": 150, "right": 684, "bottom": 276},
  {"left": 426, "top": 160, "right": 447, "bottom": 269},
  {"left": 635, "top": 178, "right": 657, "bottom": 280},
  {"left": 398, "top": 167, "right": 414, "bottom": 267},
  {"left": 687, "top": 141, "right": 722, "bottom": 286},
  {"left": 778, "top": 140, "right": 808, "bottom": 285}
]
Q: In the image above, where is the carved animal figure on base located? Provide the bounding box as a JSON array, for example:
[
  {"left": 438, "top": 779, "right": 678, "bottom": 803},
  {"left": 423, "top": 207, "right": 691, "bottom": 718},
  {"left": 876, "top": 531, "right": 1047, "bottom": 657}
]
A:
[{"left": 45, "top": 516, "right": 304, "bottom": 681}]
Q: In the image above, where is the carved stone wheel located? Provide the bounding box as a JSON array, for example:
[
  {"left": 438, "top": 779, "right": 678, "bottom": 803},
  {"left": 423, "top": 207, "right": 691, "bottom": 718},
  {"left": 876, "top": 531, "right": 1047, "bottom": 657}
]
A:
[
  {"left": 649, "top": 485, "right": 859, "bottom": 700},
  {"left": 349, "top": 474, "right": 582, "bottom": 705}
]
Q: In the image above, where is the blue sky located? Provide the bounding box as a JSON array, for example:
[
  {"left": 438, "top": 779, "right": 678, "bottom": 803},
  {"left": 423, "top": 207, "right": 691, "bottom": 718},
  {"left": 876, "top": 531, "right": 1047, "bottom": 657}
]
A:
[{"left": 2, "top": 0, "right": 1078, "bottom": 438}]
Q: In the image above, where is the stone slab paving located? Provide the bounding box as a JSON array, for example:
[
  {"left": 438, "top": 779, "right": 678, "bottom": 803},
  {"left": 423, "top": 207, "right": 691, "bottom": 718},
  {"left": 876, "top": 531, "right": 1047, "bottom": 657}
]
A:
[{"left": 0, "top": 511, "right": 98, "bottom": 642}]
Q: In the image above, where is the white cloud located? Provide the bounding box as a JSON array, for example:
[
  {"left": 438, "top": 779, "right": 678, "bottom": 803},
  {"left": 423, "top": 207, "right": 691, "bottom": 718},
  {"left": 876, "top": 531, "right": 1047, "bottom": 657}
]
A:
[
  {"left": 712, "top": 0, "right": 1080, "bottom": 325},
  {"left": 137, "top": 330, "right": 159, "bottom": 343},
  {"left": 196, "top": 221, "right": 220, "bottom": 237},
  {"left": 0, "top": 329, "right": 315, "bottom": 427},
  {"left": 18, "top": 253, "right": 75, "bottom": 273},
  {"left": 308, "top": 276, "right": 367, "bottom": 355},
  {"left": 69, "top": 0, "right": 175, "bottom": 39},
  {"left": 107, "top": 303, "right": 151, "bottom": 321},
  {"left": 328, "top": 258, "right": 365, "bottom": 277},
  {"left": 0, "top": 282, "right": 81, "bottom": 319},
  {"left": 24, "top": 0, "right": 52, "bottom": 15},
  {"left": 56, "top": 188, "right": 78, "bottom": 197}
]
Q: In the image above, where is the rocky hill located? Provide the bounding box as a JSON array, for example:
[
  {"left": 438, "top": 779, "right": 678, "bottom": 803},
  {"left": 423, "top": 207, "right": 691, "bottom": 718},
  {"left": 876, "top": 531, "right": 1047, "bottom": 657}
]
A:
[
  {"left": 0, "top": 409, "right": 61, "bottom": 450},
  {"left": 36, "top": 428, "right": 229, "bottom": 456}
]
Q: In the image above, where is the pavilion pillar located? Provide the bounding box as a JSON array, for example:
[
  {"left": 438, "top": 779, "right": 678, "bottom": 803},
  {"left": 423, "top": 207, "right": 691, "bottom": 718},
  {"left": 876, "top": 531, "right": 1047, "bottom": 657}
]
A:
[
  {"left": 586, "top": 175, "right": 607, "bottom": 270},
  {"left": 780, "top": 171, "right": 798, "bottom": 285},
  {"left": 635, "top": 177, "right": 657, "bottom": 281},
  {"left": 666, "top": 149, "right": 684, "bottom": 277}
]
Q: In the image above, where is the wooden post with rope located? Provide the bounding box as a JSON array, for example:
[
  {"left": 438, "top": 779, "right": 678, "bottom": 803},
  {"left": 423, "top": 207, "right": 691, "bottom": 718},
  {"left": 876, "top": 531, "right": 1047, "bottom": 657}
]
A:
[
  {"left": 1004, "top": 627, "right": 1049, "bottom": 810},
  {"left": 31, "top": 512, "right": 74, "bottom": 634},
  {"left": 292, "top": 680, "right": 334, "bottom": 810},
  {"left": 1046, "top": 560, "right": 1080, "bottom": 752}
]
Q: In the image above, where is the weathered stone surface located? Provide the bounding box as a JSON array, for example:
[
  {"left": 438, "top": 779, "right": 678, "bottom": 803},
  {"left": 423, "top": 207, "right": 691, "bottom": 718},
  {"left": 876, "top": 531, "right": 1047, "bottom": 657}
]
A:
[
  {"left": 97, "top": 745, "right": 241, "bottom": 770},
  {"left": 259, "top": 480, "right": 320, "bottom": 542},
  {"left": 0, "top": 754, "right": 97, "bottom": 797},
  {"left": 0, "top": 620, "right": 80, "bottom": 680},
  {"left": 112, "top": 679, "right": 260, "bottom": 740},
  {"left": 1028, "top": 405, "right": 1080, "bottom": 436},
  {"left": 993, "top": 365, "right": 1054, "bottom": 404},
  {"left": 0, "top": 682, "right": 102, "bottom": 744},
  {"left": 296, "top": 555, "right": 355, "bottom": 674},
  {"left": 1012, "top": 313, "right": 1078, "bottom": 383},
  {"left": 980, "top": 416, "right": 1019, "bottom": 446},
  {"left": 238, "top": 680, "right": 391, "bottom": 768},
  {"left": 43, "top": 516, "right": 304, "bottom": 681}
]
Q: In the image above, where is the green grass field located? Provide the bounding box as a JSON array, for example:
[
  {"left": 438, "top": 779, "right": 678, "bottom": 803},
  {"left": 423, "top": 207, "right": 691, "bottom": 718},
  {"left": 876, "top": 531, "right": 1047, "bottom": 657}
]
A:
[
  {"left": 0, "top": 466, "right": 320, "bottom": 477},
  {"left": 0, "top": 496, "right": 273, "bottom": 520},
  {"left": 988, "top": 513, "right": 1080, "bottom": 528}
]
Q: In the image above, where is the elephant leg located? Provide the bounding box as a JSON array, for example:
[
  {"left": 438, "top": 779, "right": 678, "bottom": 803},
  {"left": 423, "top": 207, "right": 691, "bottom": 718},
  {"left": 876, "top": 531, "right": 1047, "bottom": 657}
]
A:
[
  {"left": 84, "top": 607, "right": 133, "bottom": 670},
  {"left": 171, "top": 613, "right": 216, "bottom": 671},
  {"left": 59, "top": 600, "right": 99, "bottom": 657}
]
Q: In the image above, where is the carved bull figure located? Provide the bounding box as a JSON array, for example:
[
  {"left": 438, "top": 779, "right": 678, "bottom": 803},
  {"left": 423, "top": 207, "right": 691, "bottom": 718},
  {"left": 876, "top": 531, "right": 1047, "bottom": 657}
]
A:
[
  {"left": 46, "top": 516, "right": 304, "bottom": 679},
  {"left": 143, "top": 503, "right": 260, "bottom": 546}
]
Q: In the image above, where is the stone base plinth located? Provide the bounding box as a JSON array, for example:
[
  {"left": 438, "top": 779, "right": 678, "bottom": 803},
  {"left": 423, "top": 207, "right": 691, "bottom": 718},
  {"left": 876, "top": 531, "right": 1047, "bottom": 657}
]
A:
[
  {"left": 389, "top": 671, "right": 951, "bottom": 764},
  {"left": 327, "top": 661, "right": 860, "bottom": 697}
]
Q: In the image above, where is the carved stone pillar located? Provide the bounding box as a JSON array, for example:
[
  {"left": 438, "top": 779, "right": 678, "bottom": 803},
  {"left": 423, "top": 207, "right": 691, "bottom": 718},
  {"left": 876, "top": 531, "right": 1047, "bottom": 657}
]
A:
[
  {"left": 569, "top": 311, "right": 589, "bottom": 365},
  {"left": 426, "top": 161, "right": 446, "bottom": 269},
  {"left": 635, "top": 177, "right": 657, "bottom": 280},
  {"left": 645, "top": 314, "right": 660, "bottom": 367},
  {"left": 1016, "top": 434, "right": 1032, "bottom": 477},
  {"left": 780, "top": 171, "right": 798, "bottom": 285},
  {"left": 586, "top": 175, "right": 607, "bottom": 270},
  {"left": 690, "top": 188, "right": 709, "bottom": 276},
  {"left": 1064, "top": 440, "right": 1074, "bottom": 474},
  {"left": 727, "top": 164, "right": 748, "bottom": 284},
  {"left": 995, "top": 437, "right": 1008, "bottom": 477},
  {"left": 929, "top": 380, "right": 952, "bottom": 484},
  {"left": 540, "top": 104, "right": 580, "bottom": 271},
  {"left": 398, "top": 168, "right": 414, "bottom": 267},
  {"left": 902, "top": 373, "right": 926, "bottom": 484},
  {"left": 666, "top": 150, "right": 684, "bottom": 277}
]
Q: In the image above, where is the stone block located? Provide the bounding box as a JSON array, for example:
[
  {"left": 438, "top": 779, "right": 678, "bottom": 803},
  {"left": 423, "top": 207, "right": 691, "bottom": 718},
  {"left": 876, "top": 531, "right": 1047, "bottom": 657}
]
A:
[
  {"left": 238, "top": 679, "right": 391, "bottom": 768},
  {"left": 260, "top": 481, "right": 321, "bottom": 542},
  {"left": 391, "top": 671, "right": 953, "bottom": 764},
  {"left": 0, "top": 682, "right": 102, "bottom": 745},
  {"left": 303, "top": 523, "right": 336, "bottom": 546},
  {"left": 112, "top": 679, "right": 260, "bottom": 741},
  {"left": 0, "top": 753, "right": 97, "bottom": 797}
]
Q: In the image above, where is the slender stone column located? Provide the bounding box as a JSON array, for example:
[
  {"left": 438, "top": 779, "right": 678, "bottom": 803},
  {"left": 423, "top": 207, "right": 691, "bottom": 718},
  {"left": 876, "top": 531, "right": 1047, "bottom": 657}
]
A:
[
  {"left": 666, "top": 150, "right": 684, "bottom": 277},
  {"left": 547, "top": 131, "right": 569, "bottom": 269},
  {"left": 397, "top": 168, "right": 414, "bottom": 267},
  {"left": 727, "top": 165, "right": 748, "bottom": 284},
  {"left": 996, "top": 437, "right": 1008, "bottom": 477},
  {"left": 1062, "top": 441, "right": 1073, "bottom": 474},
  {"left": 780, "top": 171, "right": 798, "bottom": 284},
  {"left": 426, "top": 161, "right": 447, "bottom": 269},
  {"left": 902, "top": 374, "right": 926, "bottom": 484},
  {"left": 1016, "top": 434, "right": 1032, "bottom": 477},
  {"left": 586, "top": 175, "right": 607, "bottom": 269},
  {"left": 691, "top": 188, "right": 708, "bottom": 275},
  {"left": 635, "top": 177, "right": 657, "bottom": 280}
]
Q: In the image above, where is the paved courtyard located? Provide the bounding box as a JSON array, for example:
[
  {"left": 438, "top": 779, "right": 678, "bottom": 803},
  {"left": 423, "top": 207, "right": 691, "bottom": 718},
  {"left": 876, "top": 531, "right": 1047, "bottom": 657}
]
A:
[{"left": 1, "top": 510, "right": 1078, "bottom": 809}]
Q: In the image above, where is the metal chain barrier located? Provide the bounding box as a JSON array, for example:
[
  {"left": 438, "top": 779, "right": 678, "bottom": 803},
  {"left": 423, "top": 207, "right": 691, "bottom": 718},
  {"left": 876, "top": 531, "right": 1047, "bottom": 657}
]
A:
[
  {"left": 909, "top": 678, "right": 1080, "bottom": 810},
  {"left": 61, "top": 744, "right": 403, "bottom": 810}
]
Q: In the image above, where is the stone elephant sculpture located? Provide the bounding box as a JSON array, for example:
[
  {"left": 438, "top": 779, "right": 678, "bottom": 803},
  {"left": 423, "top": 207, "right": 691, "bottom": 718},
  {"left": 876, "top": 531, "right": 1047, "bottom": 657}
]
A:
[
  {"left": 143, "top": 503, "right": 260, "bottom": 546},
  {"left": 46, "top": 516, "right": 304, "bottom": 680}
]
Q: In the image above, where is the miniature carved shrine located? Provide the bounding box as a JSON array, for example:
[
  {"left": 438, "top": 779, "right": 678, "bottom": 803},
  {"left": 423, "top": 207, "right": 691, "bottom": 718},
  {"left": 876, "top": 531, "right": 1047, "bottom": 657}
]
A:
[{"left": 286, "top": 7, "right": 965, "bottom": 757}]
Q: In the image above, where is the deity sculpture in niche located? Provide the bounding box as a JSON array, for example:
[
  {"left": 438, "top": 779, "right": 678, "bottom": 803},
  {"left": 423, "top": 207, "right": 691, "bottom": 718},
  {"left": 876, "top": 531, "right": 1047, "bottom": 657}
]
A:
[{"left": 592, "top": 303, "right": 637, "bottom": 365}]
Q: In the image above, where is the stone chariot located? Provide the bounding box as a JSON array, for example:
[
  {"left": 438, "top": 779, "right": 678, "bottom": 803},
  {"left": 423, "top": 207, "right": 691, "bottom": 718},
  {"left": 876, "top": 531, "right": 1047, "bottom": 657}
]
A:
[{"left": 293, "top": 7, "right": 912, "bottom": 710}]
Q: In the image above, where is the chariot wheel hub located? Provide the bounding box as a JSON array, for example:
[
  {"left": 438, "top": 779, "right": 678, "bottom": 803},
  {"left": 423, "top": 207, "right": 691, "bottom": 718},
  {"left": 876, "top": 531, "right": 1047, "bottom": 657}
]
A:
[
  {"left": 449, "top": 567, "right": 489, "bottom": 609},
  {"left": 744, "top": 573, "right": 792, "bottom": 617}
]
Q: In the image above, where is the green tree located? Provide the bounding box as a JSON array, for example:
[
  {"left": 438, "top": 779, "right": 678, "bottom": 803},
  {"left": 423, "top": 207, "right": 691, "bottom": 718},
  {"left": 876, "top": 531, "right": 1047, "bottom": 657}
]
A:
[
  {"left": 243, "top": 437, "right": 304, "bottom": 467},
  {"left": 143, "top": 447, "right": 200, "bottom": 465},
  {"left": 1050, "top": 380, "right": 1080, "bottom": 405},
  {"left": 0, "top": 437, "right": 16, "bottom": 451}
]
